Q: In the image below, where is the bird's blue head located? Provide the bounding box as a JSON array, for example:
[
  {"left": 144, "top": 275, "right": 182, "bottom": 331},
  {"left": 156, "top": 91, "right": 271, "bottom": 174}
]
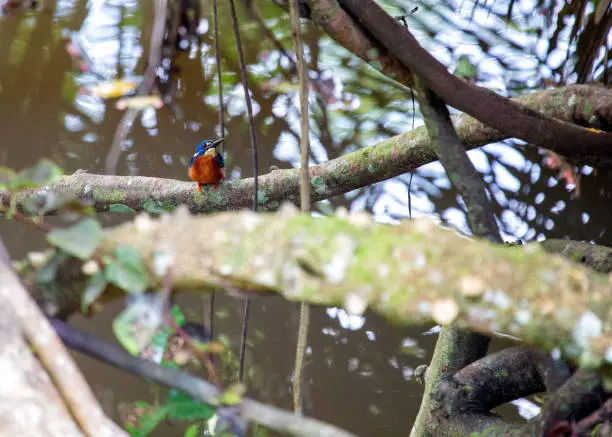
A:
[{"left": 189, "top": 137, "right": 225, "bottom": 167}]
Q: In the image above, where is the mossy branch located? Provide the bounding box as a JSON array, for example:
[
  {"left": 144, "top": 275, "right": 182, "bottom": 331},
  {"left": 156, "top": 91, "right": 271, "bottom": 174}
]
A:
[
  {"left": 1, "top": 85, "right": 609, "bottom": 215},
  {"left": 25, "top": 206, "right": 612, "bottom": 372}
]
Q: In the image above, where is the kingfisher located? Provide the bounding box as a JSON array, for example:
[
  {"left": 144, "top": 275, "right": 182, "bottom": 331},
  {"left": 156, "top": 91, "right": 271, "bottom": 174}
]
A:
[{"left": 188, "top": 138, "right": 226, "bottom": 192}]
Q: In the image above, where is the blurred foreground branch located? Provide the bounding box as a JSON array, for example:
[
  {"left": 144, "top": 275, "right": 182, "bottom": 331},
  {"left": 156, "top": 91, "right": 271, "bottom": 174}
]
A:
[
  {"left": 20, "top": 206, "right": 612, "bottom": 373},
  {"left": 0, "top": 240, "right": 127, "bottom": 437}
]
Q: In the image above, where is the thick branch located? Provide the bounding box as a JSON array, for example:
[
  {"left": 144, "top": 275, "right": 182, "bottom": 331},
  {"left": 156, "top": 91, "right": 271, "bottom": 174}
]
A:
[
  {"left": 411, "top": 74, "right": 499, "bottom": 434},
  {"left": 1, "top": 85, "right": 609, "bottom": 215},
  {"left": 336, "top": 0, "right": 612, "bottom": 157},
  {"left": 23, "top": 207, "right": 612, "bottom": 370},
  {"left": 0, "top": 242, "right": 127, "bottom": 437}
]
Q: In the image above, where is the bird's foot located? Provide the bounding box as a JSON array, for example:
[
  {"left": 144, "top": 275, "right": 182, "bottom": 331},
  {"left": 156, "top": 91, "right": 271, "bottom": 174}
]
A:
[{"left": 197, "top": 183, "right": 203, "bottom": 193}]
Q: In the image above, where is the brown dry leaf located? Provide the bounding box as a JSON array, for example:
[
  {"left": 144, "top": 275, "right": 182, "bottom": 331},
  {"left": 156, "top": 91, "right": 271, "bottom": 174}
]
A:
[
  {"left": 89, "top": 79, "right": 138, "bottom": 99},
  {"left": 116, "top": 95, "right": 164, "bottom": 110}
]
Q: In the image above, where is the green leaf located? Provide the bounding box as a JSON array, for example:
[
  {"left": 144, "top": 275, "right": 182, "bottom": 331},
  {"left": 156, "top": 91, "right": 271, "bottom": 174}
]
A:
[
  {"left": 104, "top": 245, "right": 149, "bottom": 294},
  {"left": 46, "top": 218, "right": 102, "bottom": 260},
  {"left": 166, "top": 398, "right": 215, "bottom": 421},
  {"left": 81, "top": 271, "right": 107, "bottom": 312},
  {"left": 129, "top": 406, "right": 168, "bottom": 437},
  {"left": 454, "top": 55, "right": 478, "bottom": 79},
  {"left": 13, "top": 159, "right": 63, "bottom": 191},
  {"left": 184, "top": 424, "right": 201, "bottom": 437},
  {"left": 167, "top": 390, "right": 193, "bottom": 404},
  {"left": 109, "top": 203, "right": 137, "bottom": 213},
  {"left": 169, "top": 304, "right": 185, "bottom": 326}
]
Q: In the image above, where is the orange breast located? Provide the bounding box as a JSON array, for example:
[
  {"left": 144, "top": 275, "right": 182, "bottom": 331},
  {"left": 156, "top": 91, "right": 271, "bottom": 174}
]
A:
[{"left": 188, "top": 154, "right": 224, "bottom": 184}]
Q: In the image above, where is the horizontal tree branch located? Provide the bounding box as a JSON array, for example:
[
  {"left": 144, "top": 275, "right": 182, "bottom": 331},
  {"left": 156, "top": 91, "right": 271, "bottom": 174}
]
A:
[
  {"left": 1, "top": 85, "right": 609, "bottom": 215},
  {"left": 24, "top": 207, "right": 612, "bottom": 372}
]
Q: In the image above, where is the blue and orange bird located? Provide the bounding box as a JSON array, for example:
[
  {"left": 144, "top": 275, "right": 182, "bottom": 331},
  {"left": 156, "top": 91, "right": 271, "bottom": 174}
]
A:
[{"left": 188, "top": 138, "right": 226, "bottom": 192}]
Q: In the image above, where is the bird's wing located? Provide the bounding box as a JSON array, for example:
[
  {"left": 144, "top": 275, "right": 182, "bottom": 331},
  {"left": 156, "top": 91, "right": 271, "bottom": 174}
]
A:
[{"left": 215, "top": 152, "right": 225, "bottom": 168}]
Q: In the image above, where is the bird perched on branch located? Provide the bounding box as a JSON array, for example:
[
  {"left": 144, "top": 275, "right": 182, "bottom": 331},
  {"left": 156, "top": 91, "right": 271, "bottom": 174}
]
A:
[{"left": 188, "top": 138, "right": 225, "bottom": 192}]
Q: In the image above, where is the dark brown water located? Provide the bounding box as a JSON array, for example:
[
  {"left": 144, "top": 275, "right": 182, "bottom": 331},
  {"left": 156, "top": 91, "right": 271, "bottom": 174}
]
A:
[{"left": 0, "top": 0, "right": 609, "bottom": 435}]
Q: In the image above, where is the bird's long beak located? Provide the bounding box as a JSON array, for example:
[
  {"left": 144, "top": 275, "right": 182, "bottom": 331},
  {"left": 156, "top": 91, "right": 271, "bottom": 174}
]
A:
[{"left": 211, "top": 137, "right": 225, "bottom": 147}]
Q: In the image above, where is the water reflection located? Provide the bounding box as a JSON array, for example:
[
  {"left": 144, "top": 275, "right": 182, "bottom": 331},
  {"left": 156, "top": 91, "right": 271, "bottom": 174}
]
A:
[{"left": 0, "top": 0, "right": 609, "bottom": 434}]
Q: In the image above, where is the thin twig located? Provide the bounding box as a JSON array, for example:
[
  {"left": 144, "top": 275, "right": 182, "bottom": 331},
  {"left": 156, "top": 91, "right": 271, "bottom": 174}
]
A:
[
  {"left": 209, "top": 0, "right": 226, "bottom": 348},
  {"left": 289, "top": 0, "right": 311, "bottom": 415},
  {"left": 228, "top": 0, "right": 259, "bottom": 211},
  {"left": 238, "top": 298, "right": 251, "bottom": 381},
  {"left": 0, "top": 205, "right": 53, "bottom": 232},
  {"left": 228, "top": 0, "right": 260, "bottom": 382},
  {"left": 212, "top": 0, "right": 226, "bottom": 147}
]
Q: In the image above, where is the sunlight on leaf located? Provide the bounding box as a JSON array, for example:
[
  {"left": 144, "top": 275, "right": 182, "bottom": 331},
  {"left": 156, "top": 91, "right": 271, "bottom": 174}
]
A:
[
  {"left": 183, "top": 424, "right": 200, "bottom": 437},
  {"left": 46, "top": 218, "right": 102, "bottom": 260}
]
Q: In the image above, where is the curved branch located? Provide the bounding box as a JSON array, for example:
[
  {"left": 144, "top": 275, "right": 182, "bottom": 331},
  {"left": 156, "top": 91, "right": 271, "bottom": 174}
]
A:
[
  {"left": 1, "top": 85, "right": 609, "bottom": 215},
  {"left": 336, "top": 0, "right": 612, "bottom": 157}
]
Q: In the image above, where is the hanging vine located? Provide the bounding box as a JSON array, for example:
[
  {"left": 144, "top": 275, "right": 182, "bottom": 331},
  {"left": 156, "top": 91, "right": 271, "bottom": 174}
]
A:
[
  {"left": 228, "top": 0, "right": 260, "bottom": 382},
  {"left": 288, "top": 0, "right": 311, "bottom": 415}
]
